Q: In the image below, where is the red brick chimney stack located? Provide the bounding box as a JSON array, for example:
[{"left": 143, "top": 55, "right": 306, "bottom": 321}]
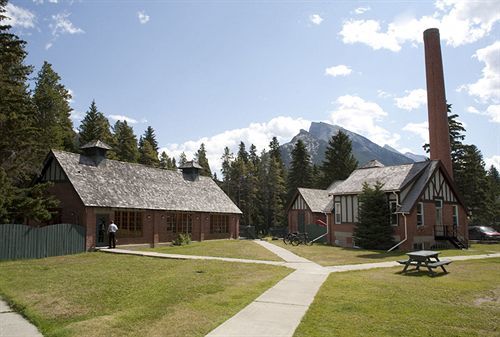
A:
[{"left": 424, "top": 28, "right": 453, "bottom": 179}]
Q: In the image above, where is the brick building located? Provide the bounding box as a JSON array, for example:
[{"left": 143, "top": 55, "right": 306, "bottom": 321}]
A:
[{"left": 38, "top": 141, "right": 241, "bottom": 250}]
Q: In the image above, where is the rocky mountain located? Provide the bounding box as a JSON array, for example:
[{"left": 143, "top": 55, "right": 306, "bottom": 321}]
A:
[
  {"left": 280, "top": 122, "right": 421, "bottom": 168},
  {"left": 383, "top": 145, "right": 428, "bottom": 162}
]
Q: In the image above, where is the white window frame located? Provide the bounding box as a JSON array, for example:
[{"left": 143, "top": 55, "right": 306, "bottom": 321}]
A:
[
  {"left": 435, "top": 199, "right": 443, "bottom": 227},
  {"left": 389, "top": 201, "right": 398, "bottom": 226},
  {"left": 452, "top": 205, "right": 459, "bottom": 227},
  {"left": 416, "top": 202, "right": 424, "bottom": 227},
  {"left": 334, "top": 202, "right": 341, "bottom": 224}
]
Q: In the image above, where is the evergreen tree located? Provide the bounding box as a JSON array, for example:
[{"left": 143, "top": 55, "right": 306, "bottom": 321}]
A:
[
  {"left": 178, "top": 152, "right": 187, "bottom": 166},
  {"left": 138, "top": 140, "right": 159, "bottom": 167},
  {"left": 141, "top": 126, "right": 159, "bottom": 153},
  {"left": 112, "top": 120, "right": 139, "bottom": 163},
  {"left": 195, "top": 143, "right": 212, "bottom": 176},
  {"left": 353, "top": 182, "right": 395, "bottom": 250},
  {"left": 33, "top": 61, "right": 76, "bottom": 155},
  {"left": 79, "top": 100, "right": 113, "bottom": 146},
  {"left": 454, "top": 145, "right": 493, "bottom": 224},
  {"left": 287, "top": 139, "right": 312, "bottom": 201},
  {"left": 159, "top": 151, "right": 176, "bottom": 170},
  {"left": 268, "top": 156, "right": 286, "bottom": 227},
  {"left": 487, "top": 165, "right": 500, "bottom": 223},
  {"left": 311, "top": 164, "right": 322, "bottom": 189},
  {"left": 320, "top": 130, "right": 358, "bottom": 188},
  {"left": 0, "top": 1, "right": 56, "bottom": 222},
  {"left": 221, "top": 147, "right": 234, "bottom": 196},
  {"left": 237, "top": 142, "right": 249, "bottom": 163}
]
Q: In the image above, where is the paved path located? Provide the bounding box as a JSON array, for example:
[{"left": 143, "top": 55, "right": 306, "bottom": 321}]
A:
[{"left": 0, "top": 299, "right": 43, "bottom": 337}]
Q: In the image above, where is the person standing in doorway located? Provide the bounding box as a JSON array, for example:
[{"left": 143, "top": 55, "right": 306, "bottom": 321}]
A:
[{"left": 108, "top": 220, "right": 118, "bottom": 248}]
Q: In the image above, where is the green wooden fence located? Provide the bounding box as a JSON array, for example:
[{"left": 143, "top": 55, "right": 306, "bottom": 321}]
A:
[{"left": 0, "top": 223, "right": 86, "bottom": 260}]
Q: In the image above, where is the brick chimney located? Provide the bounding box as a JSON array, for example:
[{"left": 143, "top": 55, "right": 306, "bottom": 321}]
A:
[{"left": 424, "top": 28, "right": 453, "bottom": 179}]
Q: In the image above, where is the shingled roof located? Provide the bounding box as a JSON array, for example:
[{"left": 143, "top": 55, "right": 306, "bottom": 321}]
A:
[
  {"left": 297, "top": 188, "right": 332, "bottom": 213},
  {"left": 330, "top": 161, "right": 431, "bottom": 195},
  {"left": 49, "top": 150, "right": 242, "bottom": 214}
]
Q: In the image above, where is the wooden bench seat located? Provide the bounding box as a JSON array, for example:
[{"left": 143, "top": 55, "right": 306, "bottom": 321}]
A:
[
  {"left": 397, "top": 259, "right": 418, "bottom": 265},
  {"left": 426, "top": 260, "right": 452, "bottom": 268}
]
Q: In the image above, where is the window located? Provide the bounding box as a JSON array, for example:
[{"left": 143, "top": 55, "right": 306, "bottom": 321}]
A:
[
  {"left": 334, "top": 202, "right": 341, "bottom": 224},
  {"left": 452, "top": 205, "right": 459, "bottom": 227},
  {"left": 114, "top": 210, "right": 143, "bottom": 237},
  {"left": 416, "top": 202, "right": 424, "bottom": 227},
  {"left": 390, "top": 201, "right": 398, "bottom": 226},
  {"left": 210, "top": 214, "right": 229, "bottom": 233},
  {"left": 435, "top": 199, "right": 443, "bottom": 227},
  {"left": 171, "top": 212, "right": 193, "bottom": 233}
]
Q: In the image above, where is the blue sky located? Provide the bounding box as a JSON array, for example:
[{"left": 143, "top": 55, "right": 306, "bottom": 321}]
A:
[{"left": 5, "top": 0, "right": 500, "bottom": 173}]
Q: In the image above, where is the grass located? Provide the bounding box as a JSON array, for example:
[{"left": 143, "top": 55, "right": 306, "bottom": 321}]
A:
[
  {"left": 140, "top": 239, "right": 283, "bottom": 261},
  {"left": 294, "top": 258, "right": 500, "bottom": 337},
  {"left": 0, "top": 252, "right": 291, "bottom": 337},
  {"left": 271, "top": 240, "right": 500, "bottom": 266}
]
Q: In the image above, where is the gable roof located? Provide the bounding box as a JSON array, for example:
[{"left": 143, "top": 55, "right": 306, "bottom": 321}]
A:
[
  {"left": 296, "top": 188, "right": 332, "bottom": 213},
  {"left": 330, "top": 161, "right": 431, "bottom": 195},
  {"left": 48, "top": 150, "right": 242, "bottom": 214}
]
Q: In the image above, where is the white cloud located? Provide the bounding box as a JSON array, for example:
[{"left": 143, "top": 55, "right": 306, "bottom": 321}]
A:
[
  {"left": 485, "top": 155, "right": 500, "bottom": 170},
  {"left": 354, "top": 7, "right": 370, "bottom": 15},
  {"left": 466, "top": 105, "right": 500, "bottom": 123},
  {"left": 49, "top": 0, "right": 59, "bottom": 3},
  {"left": 70, "top": 110, "right": 84, "bottom": 121},
  {"left": 159, "top": 116, "right": 311, "bottom": 174},
  {"left": 402, "top": 121, "right": 429, "bottom": 143},
  {"left": 377, "top": 90, "right": 393, "bottom": 99},
  {"left": 462, "top": 41, "right": 500, "bottom": 103},
  {"left": 50, "top": 12, "right": 84, "bottom": 36},
  {"left": 324, "top": 65, "right": 352, "bottom": 77},
  {"left": 5, "top": 3, "right": 36, "bottom": 29},
  {"left": 45, "top": 42, "right": 53, "bottom": 50},
  {"left": 329, "top": 95, "right": 400, "bottom": 147},
  {"left": 394, "top": 89, "right": 427, "bottom": 111},
  {"left": 108, "top": 115, "right": 139, "bottom": 124},
  {"left": 339, "top": 0, "right": 500, "bottom": 51},
  {"left": 309, "top": 14, "right": 323, "bottom": 25},
  {"left": 138, "top": 11, "right": 150, "bottom": 24},
  {"left": 33, "top": 0, "right": 44, "bottom": 4}
]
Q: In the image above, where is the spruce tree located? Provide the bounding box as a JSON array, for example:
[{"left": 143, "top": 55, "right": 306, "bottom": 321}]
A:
[
  {"left": 112, "top": 120, "right": 139, "bottom": 163},
  {"left": 287, "top": 139, "right": 312, "bottom": 201},
  {"left": 320, "top": 130, "right": 358, "bottom": 188},
  {"left": 79, "top": 100, "right": 113, "bottom": 146},
  {"left": 33, "top": 61, "right": 76, "bottom": 156},
  {"left": 353, "top": 182, "right": 395, "bottom": 250},
  {"left": 142, "top": 126, "right": 159, "bottom": 153},
  {"left": 221, "top": 147, "right": 234, "bottom": 197},
  {"left": 178, "top": 152, "right": 187, "bottom": 166},
  {"left": 454, "top": 145, "right": 493, "bottom": 224},
  {"left": 138, "top": 140, "right": 160, "bottom": 167},
  {"left": 268, "top": 156, "right": 286, "bottom": 227},
  {"left": 0, "top": 1, "right": 56, "bottom": 222},
  {"left": 159, "top": 151, "right": 176, "bottom": 170},
  {"left": 195, "top": 143, "right": 212, "bottom": 176}
]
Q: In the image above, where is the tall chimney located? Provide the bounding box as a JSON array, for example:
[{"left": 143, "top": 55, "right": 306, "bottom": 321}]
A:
[{"left": 424, "top": 28, "right": 453, "bottom": 178}]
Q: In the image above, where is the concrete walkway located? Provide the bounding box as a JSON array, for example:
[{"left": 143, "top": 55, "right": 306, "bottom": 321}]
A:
[{"left": 0, "top": 299, "right": 43, "bottom": 337}]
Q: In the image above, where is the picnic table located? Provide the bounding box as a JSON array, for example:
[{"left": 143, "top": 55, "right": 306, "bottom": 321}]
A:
[{"left": 398, "top": 250, "right": 452, "bottom": 276}]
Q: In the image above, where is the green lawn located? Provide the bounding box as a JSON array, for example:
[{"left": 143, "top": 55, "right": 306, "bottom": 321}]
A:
[
  {"left": 0, "top": 253, "right": 290, "bottom": 337},
  {"left": 272, "top": 241, "right": 500, "bottom": 266},
  {"left": 140, "top": 239, "right": 282, "bottom": 261},
  {"left": 294, "top": 258, "right": 500, "bottom": 337}
]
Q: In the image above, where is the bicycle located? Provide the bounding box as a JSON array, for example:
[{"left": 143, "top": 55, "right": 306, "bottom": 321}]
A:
[
  {"left": 283, "top": 232, "right": 298, "bottom": 245},
  {"left": 291, "top": 232, "right": 313, "bottom": 246}
]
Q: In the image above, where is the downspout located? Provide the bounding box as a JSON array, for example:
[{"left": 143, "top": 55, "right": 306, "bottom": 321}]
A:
[{"left": 387, "top": 191, "right": 407, "bottom": 252}]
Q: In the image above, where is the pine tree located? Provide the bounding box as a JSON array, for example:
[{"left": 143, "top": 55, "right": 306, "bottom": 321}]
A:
[
  {"left": 79, "top": 100, "right": 113, "bottom": 146},
  {"left": 487, "top": 165, "right": 500, "bottom": 223},
  {"left": 142, "top": 126, "right": 159, "bottom": 153},
  {"left": 221, "top": 147, "right": 234, "bottom": 196},
  {"left": 0, "top": 1, "right": 56, "bottom": 222},
  {"left": 287, "top": 139, "right": 312, "bottom": 201},
  {"left": 178, "top": 152, "right": 187, "bottom": 166},
  {"left": 268, "top": 156, "right": 286, "bottom": 227},
  {"left": 112, "top": 120, "right": 139, "bottom": 163},
  {"left": 320, "top": 130, "right": 358, "bottom": 188},
  {"left": 353, "top": 182, "right": 395, "bottom": 250},
  {"left": 311, "top": 164, "right": 322, "bottom": 189},
  {"left": 195, "top": 143, "right": 212, "bottom": 176},
  {"left": 455, "top": 145, "right": 493, "bottom": 224},
  {"left": 33, "top": 61, "right": 76, "bottom": 156},
  {"left": 159, "top": 151, "right": 176, "bottom": 170}
]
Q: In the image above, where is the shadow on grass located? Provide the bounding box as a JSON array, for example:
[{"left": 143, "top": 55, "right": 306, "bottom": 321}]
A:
[
  {"left": 356, "top": 252, "right": 402, "bottom": 259},
  {"left": 395, "top": 270, "right": 449, "bottom": 278}
]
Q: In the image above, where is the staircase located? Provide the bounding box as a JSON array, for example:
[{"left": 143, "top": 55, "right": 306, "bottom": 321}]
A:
[{"left": 434, "top": 225, "right": 468, "bottom": 249}]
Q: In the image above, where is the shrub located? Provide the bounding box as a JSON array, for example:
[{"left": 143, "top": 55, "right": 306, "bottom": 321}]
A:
[{"left": 172, "top": 233, "right": 191, "bottom": 246}]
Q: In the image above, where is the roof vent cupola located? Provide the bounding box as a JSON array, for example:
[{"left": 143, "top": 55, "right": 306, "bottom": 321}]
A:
[
  {"left": 80, "top": 140, "right": 111, "bottom": 166},
  {"left": 179, "top": 161, "right": 202, "bottom": 181}
]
